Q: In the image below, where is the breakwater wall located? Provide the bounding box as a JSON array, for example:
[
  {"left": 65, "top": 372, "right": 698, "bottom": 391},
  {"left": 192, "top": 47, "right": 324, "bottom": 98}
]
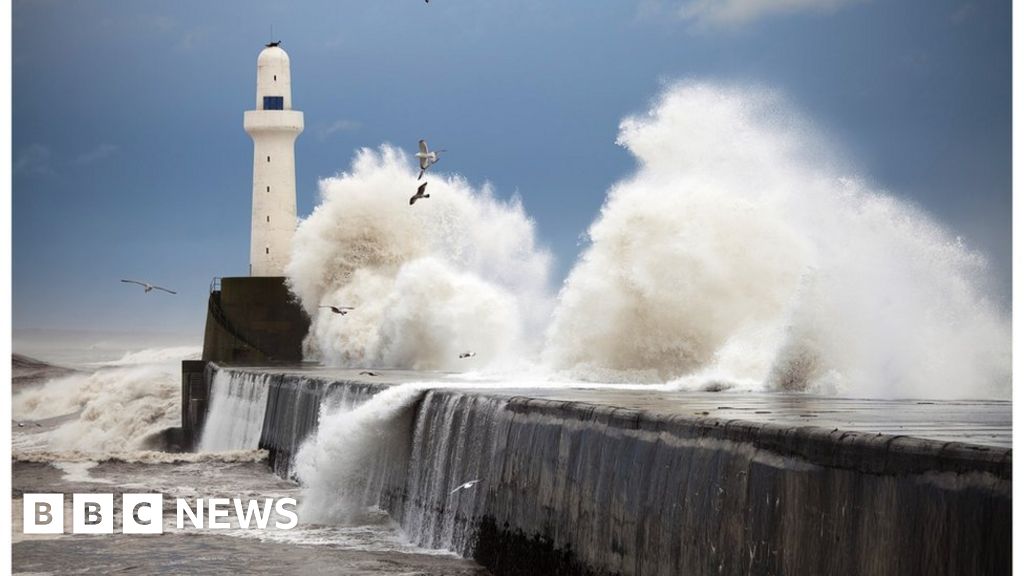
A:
[{"left": 199, "top": 366, "right": 1011, "bottom": 576}]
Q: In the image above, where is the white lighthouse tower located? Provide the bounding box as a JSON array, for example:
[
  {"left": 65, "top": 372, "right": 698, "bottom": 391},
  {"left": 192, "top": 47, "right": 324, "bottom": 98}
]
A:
[{"left": 244, "top": 42, "right": 303, "bottom": 276}]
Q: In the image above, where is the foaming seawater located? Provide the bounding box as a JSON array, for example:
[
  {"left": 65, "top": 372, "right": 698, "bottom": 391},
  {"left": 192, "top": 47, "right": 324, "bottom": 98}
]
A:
[
  {"left": 544, "top": 83, "right": 1010, "bottom": 399},
  {"left": 12, "top": 346, "right": 201, "bottom": 452},
  {"left": 294, "top": 383, "right": 428, "bottom": 524},
  {"left": 286, "top": 145, "right": 553, "bottom": 372},
  {"left": 90, "top": 346, "right": 203, "bottom": 367},
  {"left": 12, "top": 449, "right": 268, "bottom": 464},
  {"left": 199, "top": 371, "right": 272, "bottom": 452}
]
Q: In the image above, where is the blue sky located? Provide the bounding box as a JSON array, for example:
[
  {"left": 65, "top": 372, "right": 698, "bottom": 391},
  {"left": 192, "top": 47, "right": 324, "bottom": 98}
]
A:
[{"left": 12, "top": 0, "right": 1011, "bottom": 337}]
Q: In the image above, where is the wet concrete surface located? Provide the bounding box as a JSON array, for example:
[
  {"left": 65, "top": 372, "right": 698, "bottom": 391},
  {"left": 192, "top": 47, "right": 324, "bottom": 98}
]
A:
[{"left": 223, "top": 364, "right": 1012, "bottom": 448}]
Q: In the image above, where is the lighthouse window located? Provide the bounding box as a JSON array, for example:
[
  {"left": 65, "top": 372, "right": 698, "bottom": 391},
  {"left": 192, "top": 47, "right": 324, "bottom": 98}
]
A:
[
  {"left": 267, "top": 156, "right": 271, "bottom": 162},
  {"left": 263, "top": 96, "right": 284, "bottom": 110},
  {"left": 267, "top": 216, "right": 270, "bottom": 223},
  {"left": 266, "top": 186, "right": 270, "bottom": 192},
  {"left": 266, "top": 247, "right": 270, "bottom": 255}
]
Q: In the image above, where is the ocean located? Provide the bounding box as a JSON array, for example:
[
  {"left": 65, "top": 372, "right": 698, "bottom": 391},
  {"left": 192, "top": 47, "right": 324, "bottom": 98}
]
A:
[{"left": 11, "top": 337, "right": 488, "bottom": 575}]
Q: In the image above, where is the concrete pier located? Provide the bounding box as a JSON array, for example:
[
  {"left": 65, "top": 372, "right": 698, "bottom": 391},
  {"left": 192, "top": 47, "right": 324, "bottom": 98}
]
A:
[{"left": 189, "top": 365, "right": 1011, "bottom": 576}]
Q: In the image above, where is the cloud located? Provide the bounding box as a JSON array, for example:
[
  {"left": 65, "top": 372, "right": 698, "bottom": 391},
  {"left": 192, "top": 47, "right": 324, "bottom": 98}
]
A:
[
  {"left": 672, "top": 0, "right": 863, "bottom": 27},
  {"left": 74, "top": 144, "right": 118, "bottom": 166},
  {"left": 14, "top": 144, "right": 55, "bottom": 176},
  {"left": 319, "top": 119, "right": 361, "bottom": 139}
]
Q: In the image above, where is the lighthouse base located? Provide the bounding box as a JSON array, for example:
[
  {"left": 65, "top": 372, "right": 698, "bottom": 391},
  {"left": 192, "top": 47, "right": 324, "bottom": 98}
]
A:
[
  {"left": 180, "top": 276, "right": 310, "bottom": 448},
  {"left": 200, "top": 276, "right": 309, "bottom": 364}
]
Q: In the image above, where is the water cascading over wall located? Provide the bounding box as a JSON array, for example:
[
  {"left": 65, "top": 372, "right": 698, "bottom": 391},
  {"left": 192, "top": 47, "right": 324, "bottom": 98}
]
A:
[
  {"left": 199, "top": 367, "right": 385, "bottom": 477},
  {"left": 199, "top": 370, "right": 273, "bottom": 451},
  {"left": 200, "top": 366, "right": 1011, "bottom": 576}
]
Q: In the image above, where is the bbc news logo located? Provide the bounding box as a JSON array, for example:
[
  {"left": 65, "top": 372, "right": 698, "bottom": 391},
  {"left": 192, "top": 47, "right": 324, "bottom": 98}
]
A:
[{"left": 23, "top": 494, "right": 298, "bottom": 534}]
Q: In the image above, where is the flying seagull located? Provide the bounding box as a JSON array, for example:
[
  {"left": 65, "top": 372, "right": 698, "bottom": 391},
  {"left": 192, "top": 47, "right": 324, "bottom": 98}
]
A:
[
  {"left": 459, "top": 352, "right": 477, "bottom": 359},
  {"left": 449, "top": 479, "right": 482, "bottom": 495},
  {"left": 121, "top": 280, "right": 177, "bottom": 294},
  {"left": 416, "top": 140, "right": 445, "bottom": 179},
  {"left": 410, "top": 182, "right": 430, "bottom": 206},
  {"left": 359, "top": 371, "right": 379, "bottom": 377},
  {"left": 320, "top": 306, "right": 355, "bottom": 315}
]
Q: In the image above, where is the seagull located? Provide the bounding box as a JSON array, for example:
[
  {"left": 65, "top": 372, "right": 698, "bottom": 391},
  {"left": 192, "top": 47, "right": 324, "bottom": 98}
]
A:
[
  {"left": 121, "top": 280, "right": 177, "bottom": 294},
  {"left": 359, "top": 371, "right": 379, "bottom": 377},
  {"left": 459, "top": 352, "right": 477, "bottom": 359},
  {"left": 320, "top": 305, "right": 355, "bottom": 315},
  {"left": 416, "top": 140, "right": 446, "bottom": 179},
  {"left": 449, "top": 479, "right": 482, "bottom": 495},
  {"left": 409, "top": 182, "right": 430, "bottom": 206}
]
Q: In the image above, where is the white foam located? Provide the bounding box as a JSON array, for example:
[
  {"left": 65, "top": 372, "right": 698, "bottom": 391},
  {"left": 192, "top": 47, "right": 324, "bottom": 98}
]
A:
[
  {"left": 12, "top": 346, "right": 198, "bottom": 451},
  {"left": 12, "top": 449, "right": 269, "bottom": 464},
  {"left": 294, "top": 383, "right": 430, "bottom": 524},
  {"left": 543, "top": 82, "right": 1010, "bottom": 399},
  {"left": 286, "top": 145, "right": 553, "bottom": 372},
  {"left": 91, "top": 346, "right": 201, "bottom": 367},
  {"left": 52, "top": 461, "right": 112, "bottom": 484},
  {"left": 199, "top": 371, "right": 272, "bottom": 452}
]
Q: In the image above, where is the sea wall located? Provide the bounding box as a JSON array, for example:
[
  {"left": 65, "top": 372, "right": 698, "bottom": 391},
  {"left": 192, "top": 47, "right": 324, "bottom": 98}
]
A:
[{"left": 200, "top": 366, "right": 1011, "bottom": 576}]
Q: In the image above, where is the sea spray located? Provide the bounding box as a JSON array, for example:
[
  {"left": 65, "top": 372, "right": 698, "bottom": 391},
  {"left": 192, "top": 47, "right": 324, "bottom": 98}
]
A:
[
  {"left": 90, "top": 345, "right": 202, "bottom": 367},
  {"left": 284, "top": 84, "right": 1008, "bottom": 398},
  {"left": 286, "top": 145, "right": 553, "bottom": 371},
  {"left": 12, "top": 346, "right": 201, "bottom": 452},
  {"left": 293, "top": 383, "right": 430, "bottom": 524},
  {"left": 544, "top": 82, "right": 1010, "bottom": 398}
]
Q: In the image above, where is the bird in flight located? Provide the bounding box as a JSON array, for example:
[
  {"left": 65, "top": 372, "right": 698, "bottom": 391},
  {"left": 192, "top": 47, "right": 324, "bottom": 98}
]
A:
[
  {"left": 449, "top": 479, "right": 482, "bottom": 495},
  {"left": 459, "top": 352, "right": 477, "bottom": 359},
  {"left": 320, "top": 306, "right": 355, "bottom": 315},
  {"left": 121, "top": 280, "right": 177, "bottom": 294},
  {"left": 359, "top": 371, "right": 379, "bottom": 377},
  {"left": 416, "top": 139, "right": 445, "bottom": 179},
  {"left": 410, "top": 182, "right": 430, "bottom": 206}
]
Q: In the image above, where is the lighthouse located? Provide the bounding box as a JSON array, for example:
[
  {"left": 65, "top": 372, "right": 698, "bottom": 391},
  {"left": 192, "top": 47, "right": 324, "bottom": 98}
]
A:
[
  {"left": 243, "top": 42, "right": 303, "bottom": 276},
  {"left": 184, "top": 44, "right": 312, "bottom": 438}
]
